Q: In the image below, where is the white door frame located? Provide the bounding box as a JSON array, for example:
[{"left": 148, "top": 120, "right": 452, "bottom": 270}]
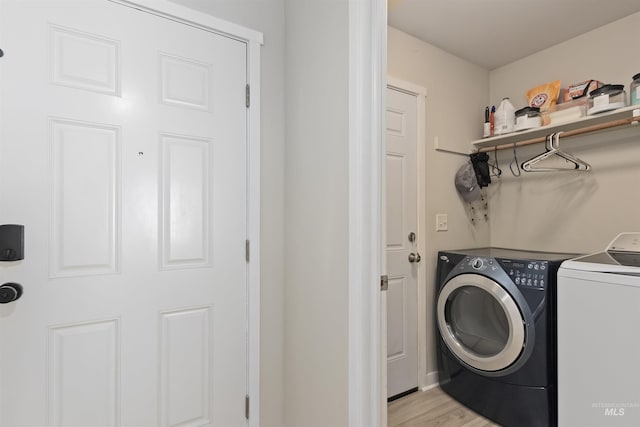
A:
[
  {"left": 109, "top": 1, "right": 263, "bottom": 424},
  {"left": 386, "top": 77, "right": 428, "bottom": 392},
  {"left": 348, "top": 0, "right": 387, "bottom": 426}
]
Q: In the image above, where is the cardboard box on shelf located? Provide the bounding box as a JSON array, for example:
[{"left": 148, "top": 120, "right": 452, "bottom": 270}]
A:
[
  {"left": 545, "top": 98, "right": 589, "bottom": 125},
  {"left": 562, "top": 80, "right": 604, "bottom": 103}
]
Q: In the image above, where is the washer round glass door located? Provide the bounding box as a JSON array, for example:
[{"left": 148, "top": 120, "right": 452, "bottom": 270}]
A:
[{"left": 437, "top": 274, "right": 525, "bottom": 372}]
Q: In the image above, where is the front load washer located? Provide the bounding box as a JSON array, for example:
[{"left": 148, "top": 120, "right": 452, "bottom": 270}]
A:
[{"left": 436, "top": 248, "right": 575, "bottom": 427}]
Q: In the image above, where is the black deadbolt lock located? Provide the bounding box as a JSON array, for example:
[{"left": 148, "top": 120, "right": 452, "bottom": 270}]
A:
[
  {"left": 0, "top": 283, "right": 23, "bottom": 304},
  {"left": 0, "top": 224, "right": 24, "bottom": 261}
]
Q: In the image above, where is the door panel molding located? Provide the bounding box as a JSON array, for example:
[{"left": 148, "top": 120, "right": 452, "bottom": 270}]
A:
[
  {"left": 0, "top": 1, "right": 262, "bottom": 425},
  {"left": 387, "top": 77, "right": 428, "bottom": 392},
  {"left": 114, "top": 3, "right": 263, "bottom": 424},
  {"left": 386, "top": 86, "right": 419, "bottom": 398}
]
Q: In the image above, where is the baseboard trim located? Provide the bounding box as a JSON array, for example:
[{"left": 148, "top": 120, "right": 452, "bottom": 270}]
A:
[{"left": 421, "top": 371, "right": 439, "bottom": 392}]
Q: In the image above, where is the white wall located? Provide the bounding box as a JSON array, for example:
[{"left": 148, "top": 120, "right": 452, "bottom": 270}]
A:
[
  {"left": 488, "top": 12, "right": 640, "bottom": 254},
  {"left": 167, "top": 1, "right": 285, "bottom": 426},
  {"left": 387, "top": 27, "right": 491, "bottom": 382},
  {"left": 283, "top": 1, "right": 350, "bottom": 426}
]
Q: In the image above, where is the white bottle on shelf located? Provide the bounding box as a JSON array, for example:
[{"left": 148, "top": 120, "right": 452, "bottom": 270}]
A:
[{"left": 494, "top": 97, "right": 515, "bottom": 135}]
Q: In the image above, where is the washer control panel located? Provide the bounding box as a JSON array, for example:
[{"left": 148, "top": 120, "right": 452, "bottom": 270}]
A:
[{"left": 499, "top": 259, "right": 547, "bottom": 290}]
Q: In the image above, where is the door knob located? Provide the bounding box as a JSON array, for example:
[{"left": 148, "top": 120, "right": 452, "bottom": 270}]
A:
[
  {"left": 0, "top": 282, "right": 23, "bottom": 304},
  {"left": 408, "top": 252, "right": 421, "bottom": 263}
]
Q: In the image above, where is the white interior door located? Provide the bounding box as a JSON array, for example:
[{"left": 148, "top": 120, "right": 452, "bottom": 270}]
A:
[
  {"left": 0, "top": 1, "right": 250, "bottom": 426},
  {"left": 385, "top": 87, "right": 419, "bottom": 399}
]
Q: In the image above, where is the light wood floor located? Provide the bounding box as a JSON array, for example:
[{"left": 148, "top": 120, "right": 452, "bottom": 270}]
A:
[{"left": 388, "top": 387, "right": 501, "bottom": 427}]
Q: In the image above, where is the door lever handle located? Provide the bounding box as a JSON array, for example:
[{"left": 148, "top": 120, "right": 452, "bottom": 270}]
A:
[{"left": 408, "top": 252, "right": 421, "bottom": 263}]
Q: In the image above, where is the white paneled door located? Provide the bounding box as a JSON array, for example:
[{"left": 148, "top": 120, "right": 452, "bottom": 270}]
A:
[
  {"left": 386, "top": 87, "right": 419, "bottom": 399},
  {"left": 0, "top": 1, "right": 249, "bottom": 426}
]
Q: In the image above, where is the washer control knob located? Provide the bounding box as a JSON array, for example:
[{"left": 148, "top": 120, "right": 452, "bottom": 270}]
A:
[{"left": 471, "top": 258, "right": 483, "bottom": 270}]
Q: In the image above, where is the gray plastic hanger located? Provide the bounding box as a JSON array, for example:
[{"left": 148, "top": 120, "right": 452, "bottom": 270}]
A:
[{"left": 521, "top": 132, "right": 590, "bottom": 172}]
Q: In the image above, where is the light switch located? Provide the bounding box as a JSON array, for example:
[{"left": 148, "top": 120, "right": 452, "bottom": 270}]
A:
[{"left": 436, "top": 214, "right": 448, "bottom": 232}]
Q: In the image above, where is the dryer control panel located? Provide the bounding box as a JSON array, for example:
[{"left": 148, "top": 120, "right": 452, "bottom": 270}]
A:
[
  {"left": 459, "top": 257, "right": 503, "bottom": 276},
  {"left": 460, "top": 256, "right": 499, "bottom": 272},
  {"left": 498, "top": 259, "right": 548, "bottom": 290},
  {"left": 458, "top": 256, "right": 549, "bottom": 290}
]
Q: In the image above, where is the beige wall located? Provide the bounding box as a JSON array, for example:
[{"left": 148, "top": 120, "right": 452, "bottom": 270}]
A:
[
  {"left": 490, "top": 12, "right": 640, "bottom": 110},
  {"left": 488, "top": 11, "right": 640, "bottom": 254},
  {"left": 387, "top": 27, "right": 491, "bottom": 380},
  {"left": 167, "top": 1, "right": 285, "bottom": 426},
  {"left": 389, "top": 12, "right": 640, "bottom": 391},
  {"left": 157, "top": 6, "right": 640, "bottom": 425},
  {"left": 284, "top": 1, "right": 349, "bottom": 426}
]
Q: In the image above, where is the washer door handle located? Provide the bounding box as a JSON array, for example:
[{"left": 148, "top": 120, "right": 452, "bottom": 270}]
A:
[{"left": 409, "top": 252, "right": 421, "bottom": 263}]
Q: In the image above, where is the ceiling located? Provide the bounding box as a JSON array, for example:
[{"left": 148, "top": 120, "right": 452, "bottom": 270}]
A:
[{"left": 388, "top": 0, "right": 640, "bottom": 70}]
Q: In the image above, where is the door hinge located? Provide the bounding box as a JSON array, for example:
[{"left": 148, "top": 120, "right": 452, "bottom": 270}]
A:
[
  {"left": 245, "top": 240, "right": 250, "bottom": 263},
  {"left": 380, "top": 275, "right": 388, "bottom": 291},
  {"left": 245, "top": 395, "right": 250, "bottom": 419},
  {"left": 245, "top": 84, "right": 250, "bottom": 108}
]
